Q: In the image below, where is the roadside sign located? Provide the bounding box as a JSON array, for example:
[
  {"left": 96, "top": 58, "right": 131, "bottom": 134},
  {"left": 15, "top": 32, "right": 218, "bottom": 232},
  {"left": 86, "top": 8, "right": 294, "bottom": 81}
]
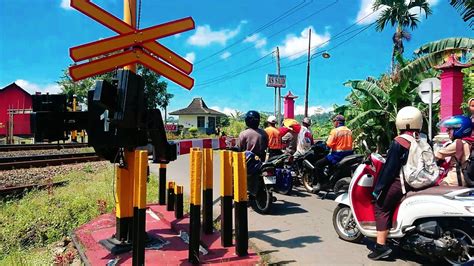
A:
[
  {"left": 417, "top": 78, "right": 441, "bottom": 104},
  {"left": 69, "top": 0, "right": 194, "bottom": 89},
  {"left": 164, "top": 124, "right": 178, "bottom": 132},
  {"left": 266, "top": 74, "right": 286, "bottom": 88}
]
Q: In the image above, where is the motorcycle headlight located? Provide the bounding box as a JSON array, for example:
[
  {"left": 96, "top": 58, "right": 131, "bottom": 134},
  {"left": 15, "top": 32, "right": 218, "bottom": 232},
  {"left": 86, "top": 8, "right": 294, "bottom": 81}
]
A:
[{"left": 465, "top": 206, "right": 474, "bottom": 213}]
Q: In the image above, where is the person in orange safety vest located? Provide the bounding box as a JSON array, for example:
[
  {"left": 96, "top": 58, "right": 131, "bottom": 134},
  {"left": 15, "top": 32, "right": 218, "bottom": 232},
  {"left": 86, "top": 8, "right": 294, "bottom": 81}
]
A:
[
  {"left": 313, "top": 114, "right": 353, "bottom": 191},
  {"left": 264, "top": 115, "right": 283, "bottom": 159}
]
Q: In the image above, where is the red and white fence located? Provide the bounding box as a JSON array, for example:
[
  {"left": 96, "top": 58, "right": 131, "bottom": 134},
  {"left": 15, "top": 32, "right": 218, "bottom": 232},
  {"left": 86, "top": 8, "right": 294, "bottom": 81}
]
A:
[{"left": 174, "top": 137, "right": 236, "bottom": 156}]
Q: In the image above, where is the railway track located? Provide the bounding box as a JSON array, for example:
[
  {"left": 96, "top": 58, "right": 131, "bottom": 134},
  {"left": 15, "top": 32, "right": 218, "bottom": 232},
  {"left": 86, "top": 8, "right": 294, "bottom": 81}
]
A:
[
  {"left": 0, "top": 143, "right": 89, "bottom": 152},
  {"left": 0, "top": 181, "right": 69, "bottom": 197},
  {"left": 0, "top": 152, "right": 102, "bottom": 170}
]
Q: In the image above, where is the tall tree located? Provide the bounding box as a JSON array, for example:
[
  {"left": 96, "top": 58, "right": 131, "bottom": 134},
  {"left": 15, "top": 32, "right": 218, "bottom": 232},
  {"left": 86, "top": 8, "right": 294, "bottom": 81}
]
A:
[
  {"left": 57, "top": 65, "right": 173, "bottom": 111},
  {"left": 373, "top": 0, "right": 432, "bottom": 72},
  {"left": 450, "top": 0, "right": 474, "bottom": 29},
  {"left": 137, "top": 65, "right": 173, "bottom": 110}
]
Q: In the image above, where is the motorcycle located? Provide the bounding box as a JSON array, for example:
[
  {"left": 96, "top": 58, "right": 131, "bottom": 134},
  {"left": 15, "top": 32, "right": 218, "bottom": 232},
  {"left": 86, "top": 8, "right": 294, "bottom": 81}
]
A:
[
  {"left": 245, "top": 151, "right": 277, "bottom": 214},
  {"left": 299, "top": 141, "right": 363, "bottom": 195},
  {"left": 332, "top": 143, "right": 474, "bottom": 264},
  {"left": 264, "top": 153, "right": 294, "bottom": 195}
]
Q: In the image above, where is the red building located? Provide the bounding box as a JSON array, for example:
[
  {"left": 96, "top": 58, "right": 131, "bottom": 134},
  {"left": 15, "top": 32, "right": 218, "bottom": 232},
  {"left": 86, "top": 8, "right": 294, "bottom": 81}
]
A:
[{"left": 0, "top": 83, "right": 33, "bottom": 137}]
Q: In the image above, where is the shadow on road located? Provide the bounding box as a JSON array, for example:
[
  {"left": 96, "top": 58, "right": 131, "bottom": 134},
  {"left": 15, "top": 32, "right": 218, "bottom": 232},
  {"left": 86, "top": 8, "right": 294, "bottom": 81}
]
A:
[
  {"left": 249, "top": 228, "right": 321, "bottom": 249},
  {"left": 269, "top": 200, "right": 308, "bottom": 216}
]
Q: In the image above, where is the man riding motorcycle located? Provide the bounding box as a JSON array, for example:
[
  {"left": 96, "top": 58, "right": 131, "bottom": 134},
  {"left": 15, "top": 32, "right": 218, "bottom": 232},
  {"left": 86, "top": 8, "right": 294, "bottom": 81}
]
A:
[
  {"left": 264, "top": 115, "right": 283, "bottom": 159},
  {"left": 314, "top": 114, "right": 353, "bottom": 191},
  {"left": 236, "top": 110, "right": 268, "bottom": 160}
]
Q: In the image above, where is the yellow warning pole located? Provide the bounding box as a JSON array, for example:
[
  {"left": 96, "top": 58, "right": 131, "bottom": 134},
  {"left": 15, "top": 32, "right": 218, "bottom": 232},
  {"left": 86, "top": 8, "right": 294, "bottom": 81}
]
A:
[
  {"left": 174, "top": 185, "right": 184, "bottom": 218},
  {"left": 132, "top": 150, "right": 147, "bottom": 266},
  {"left": 220, "top": 150, "right": 233, "bottom": 247},
  {"left": 115, "top": 150, "right": 135, "bottom": 242},
  {"left": 71, "top": 94, "right": 77, "bottom": 142},
  {"left": 202, "top": 148, "right": 213, "bottom": 234},
  {"left": 123, "top": 0, "right": 136, "bottom": 73},
  {"left": 189, "top": 149, "right": 202, "bottom": 264},
  {"left": 167, "top": 181, "right": 176, "bottom": 211},
  {"left": 233, "top": 151, "right": 248, "bottom": 256}
]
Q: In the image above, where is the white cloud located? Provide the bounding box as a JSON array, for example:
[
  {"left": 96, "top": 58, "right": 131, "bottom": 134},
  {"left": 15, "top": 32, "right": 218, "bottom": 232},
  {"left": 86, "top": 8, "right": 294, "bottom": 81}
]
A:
[
  {"left": 187, "top": 21, "right": 245, "bottom": 46},
  {"left": 174, "top": 33, "right": 181, "bottom": 39},
  {"left": 355, "top": 0, "right": 440, "bottom": 25},
  {"left": 294, "top": 105, "right": 333, "bottom": 116},
  {"left": 15, "top": 79, "right": 62, "bottom": 95},
  {"left": 244, "top": 34, "right": 267, "bottom": 49},
  {"left": 184, "top": 52, "right": 196, "bottom": 63},
  {"left": 276, "top": 26, "right": 330, "bottom": 60},
  {"left": 209, "top": 106, "right": 239, "bottom": 116},
  {"left": 60, "top": 0, "right": 73, "bottom": 10},
  {"left": 220, "top": 51, "right": 231, "bottom": 60}
]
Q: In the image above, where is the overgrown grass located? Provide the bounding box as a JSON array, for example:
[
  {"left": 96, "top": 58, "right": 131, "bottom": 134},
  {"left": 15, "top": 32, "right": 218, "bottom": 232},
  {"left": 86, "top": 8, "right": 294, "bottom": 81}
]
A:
[{"left": 0, "top": 163, "right": 160, "bottom": 264}]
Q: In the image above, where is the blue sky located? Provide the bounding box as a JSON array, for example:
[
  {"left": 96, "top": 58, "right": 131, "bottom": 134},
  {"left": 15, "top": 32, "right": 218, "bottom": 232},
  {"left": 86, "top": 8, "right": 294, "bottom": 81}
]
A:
[{"left": 0, "top": 0, "right": 471, "bottom": 116}]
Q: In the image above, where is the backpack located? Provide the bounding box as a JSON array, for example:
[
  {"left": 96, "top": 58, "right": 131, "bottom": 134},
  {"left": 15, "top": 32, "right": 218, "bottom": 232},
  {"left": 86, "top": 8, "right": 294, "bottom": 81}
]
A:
[
  {"left": 454, "top": 139, "right": 474, "bottom": 187},
  {"left": 398, "top": 134, "right": 439, "bottom": 193}
]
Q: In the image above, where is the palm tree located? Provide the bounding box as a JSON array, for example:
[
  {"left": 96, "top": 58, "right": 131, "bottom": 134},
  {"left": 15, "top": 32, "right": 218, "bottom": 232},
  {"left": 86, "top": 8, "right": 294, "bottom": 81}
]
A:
[
  {"left": 450, "top": 0, "right": 474, "bottom": 29},
  {"left": 373, "top": 0, "right": 432, "bottom": 73}
]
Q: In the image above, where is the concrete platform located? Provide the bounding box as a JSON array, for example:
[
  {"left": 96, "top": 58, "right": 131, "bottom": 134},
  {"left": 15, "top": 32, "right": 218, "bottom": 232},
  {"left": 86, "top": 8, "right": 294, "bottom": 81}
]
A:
[{"left": 73, "top": 204, "right": 260, "bottom": 265}]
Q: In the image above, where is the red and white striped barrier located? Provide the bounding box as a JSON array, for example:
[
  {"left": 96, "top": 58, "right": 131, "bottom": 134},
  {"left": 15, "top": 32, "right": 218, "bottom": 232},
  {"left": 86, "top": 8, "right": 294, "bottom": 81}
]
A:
[{"left": 174, "top": 137, "right": 236, "bottom": 156}]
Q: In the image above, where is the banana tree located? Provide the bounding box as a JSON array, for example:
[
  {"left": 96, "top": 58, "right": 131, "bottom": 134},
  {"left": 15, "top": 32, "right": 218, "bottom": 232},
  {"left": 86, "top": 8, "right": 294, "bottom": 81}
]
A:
[
  {"left": 398, "top": 37, "right": 474, "bottom": 79},
  {"left": 450, "top": 0, "right": 474, "bottom": 29}
]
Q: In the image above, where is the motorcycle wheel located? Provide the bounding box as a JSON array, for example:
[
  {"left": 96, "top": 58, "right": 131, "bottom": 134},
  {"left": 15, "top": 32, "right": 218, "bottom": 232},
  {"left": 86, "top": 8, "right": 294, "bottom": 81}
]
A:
[
  {"left": 251, "top": 186, "right": 273, "bottom": 214},
  {"left": 333, "top": 177, "right": 351, "bottom": 196},
  {"left": 443, "top": 228, "right": 474, "bottom": 265},
  {"left": 332, "top": 204, "right": 363, "bottom": 243},
  {"left": 302, "top": 170, "right": 316, "bottom": 193}
]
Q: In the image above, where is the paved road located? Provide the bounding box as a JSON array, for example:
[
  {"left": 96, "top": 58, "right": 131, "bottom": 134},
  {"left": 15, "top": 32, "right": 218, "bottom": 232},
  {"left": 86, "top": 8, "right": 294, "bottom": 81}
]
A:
[{"left": 150, "top": 153, "right": 429, "bottom": 265}]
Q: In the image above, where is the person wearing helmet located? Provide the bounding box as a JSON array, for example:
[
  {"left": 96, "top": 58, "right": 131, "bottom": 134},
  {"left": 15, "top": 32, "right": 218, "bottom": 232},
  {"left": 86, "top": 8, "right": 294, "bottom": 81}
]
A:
[
  {"left": 264, "top": 115, "right": 282, "bottom": 159},
  {"left": 295, "top": 117, "right": 314, "bottom": 156},
  {"left": 313, "top": 114, "right": 353, "bottom": 191},
  {"left": 368, "top": 106, "right": 423, "bottom": 260},
  {"left": 281, "top": 119, "right": 299, "bottom": 155},
  {"left": 236, "top": 111, "right": 268, "bottom": 160},
  {"left": 435, "top": 115, "right": 473, "bottom": 186}
]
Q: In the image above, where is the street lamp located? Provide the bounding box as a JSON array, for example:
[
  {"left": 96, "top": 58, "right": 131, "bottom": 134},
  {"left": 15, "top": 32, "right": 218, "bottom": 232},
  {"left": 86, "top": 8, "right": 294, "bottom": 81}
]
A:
[{"left": 304, "top": 50, "right": 330, "bottom": 117}]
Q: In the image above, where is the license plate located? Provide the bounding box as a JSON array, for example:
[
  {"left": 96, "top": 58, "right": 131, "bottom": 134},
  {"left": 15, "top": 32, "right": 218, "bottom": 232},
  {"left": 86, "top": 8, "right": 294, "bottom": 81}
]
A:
[{"left": 263, "top": 175, "right": 276, "bottom": 184}]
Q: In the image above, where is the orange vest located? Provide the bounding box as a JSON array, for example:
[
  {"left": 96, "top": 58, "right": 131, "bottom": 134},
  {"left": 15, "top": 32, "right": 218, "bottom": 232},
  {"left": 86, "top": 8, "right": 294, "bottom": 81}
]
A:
[
  {"left": 326, "top": 126, "right": 353, "bottom": 152},
  {"left": 265, "top": 126, "right": 282, "bottom": 149}
]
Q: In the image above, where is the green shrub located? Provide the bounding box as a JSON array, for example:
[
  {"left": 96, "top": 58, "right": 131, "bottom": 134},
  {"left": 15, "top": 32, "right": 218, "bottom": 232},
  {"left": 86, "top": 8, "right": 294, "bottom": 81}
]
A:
[{"left": 0, "top": 164, "right": 159, "bottom": 263}]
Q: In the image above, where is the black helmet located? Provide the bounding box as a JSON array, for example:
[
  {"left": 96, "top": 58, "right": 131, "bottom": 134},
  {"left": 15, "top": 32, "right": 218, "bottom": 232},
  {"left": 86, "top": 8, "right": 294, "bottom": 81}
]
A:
[{"left": 245, "top": 110, "right": 260, "bottom": 129}]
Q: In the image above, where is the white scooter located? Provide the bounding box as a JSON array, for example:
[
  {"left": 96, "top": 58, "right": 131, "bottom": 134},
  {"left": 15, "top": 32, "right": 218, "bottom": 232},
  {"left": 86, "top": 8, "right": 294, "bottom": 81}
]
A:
[{"left": 332, "top": 147, "right": 474, "bottom": 264}]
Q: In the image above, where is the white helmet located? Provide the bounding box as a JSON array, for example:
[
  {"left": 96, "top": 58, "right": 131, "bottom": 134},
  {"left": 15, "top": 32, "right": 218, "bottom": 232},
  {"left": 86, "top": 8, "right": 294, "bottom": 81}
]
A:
[
  {"left": 267, "top": 115, "right": 277, "bottom": 124},
  {"left": 395, "top": 106, "right": 423, "bottom": 131}
]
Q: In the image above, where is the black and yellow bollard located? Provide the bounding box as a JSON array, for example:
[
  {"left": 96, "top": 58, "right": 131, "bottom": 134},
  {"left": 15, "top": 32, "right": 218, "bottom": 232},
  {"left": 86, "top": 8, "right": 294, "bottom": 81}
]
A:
[
  {"left": 202, "top": 148, "right": 213, "bottom": 234},
  {"left": 220, "top": 150, "right": 233, "bottom": 247},
  {"left": 189, "top": 149, "right": 202, "bottom": 264},
  {"left": 167, "top": 181, "right": 176, "bottom": 211},
  {"left": 115, "top": 150, "right": 135, "bottom": 243},
  {"left": 71, "top": 94, "right": 78, "bottom": 142},
  {"left": 174, "top": 185, "right": 184, "bottom": 219},
  {"left": 233, "top": 151, "right": 248, "bottom": 256},
  {"left": 132, "top": 150, "right": 148, "bottom": 266},
  {"left": 158, "top": 164, "right": 167, "bottom": 205}
]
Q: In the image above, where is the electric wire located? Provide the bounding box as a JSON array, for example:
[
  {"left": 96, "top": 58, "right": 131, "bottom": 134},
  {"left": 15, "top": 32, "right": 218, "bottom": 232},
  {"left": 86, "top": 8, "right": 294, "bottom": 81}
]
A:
[
  {"left": 195, "top": 11, "right": 378, "bottom": 87},
  {"left": 196, "top": 0, "right": 339, "bottom": 72},
  {"left": 194, "top": 0, "right": 312, "bottom": 65},
  {"left": 195, "top": 22, "right": 376, "bottom": 89}
]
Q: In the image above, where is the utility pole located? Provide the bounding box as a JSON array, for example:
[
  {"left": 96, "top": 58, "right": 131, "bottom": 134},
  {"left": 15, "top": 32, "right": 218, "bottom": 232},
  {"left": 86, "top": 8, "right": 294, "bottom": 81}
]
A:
[
  {"left": 304, "top": 28, "right": 311, "bottom": 118},
  {"left": 276, "top": 47, "right": 281, "bottom": 126}
]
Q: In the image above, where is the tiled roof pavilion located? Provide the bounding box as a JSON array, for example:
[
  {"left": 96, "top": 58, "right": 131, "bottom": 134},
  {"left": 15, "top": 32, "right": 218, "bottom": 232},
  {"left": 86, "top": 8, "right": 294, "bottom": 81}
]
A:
[{"left": 169, "top": 98, "right": 226, "bottom": 116}]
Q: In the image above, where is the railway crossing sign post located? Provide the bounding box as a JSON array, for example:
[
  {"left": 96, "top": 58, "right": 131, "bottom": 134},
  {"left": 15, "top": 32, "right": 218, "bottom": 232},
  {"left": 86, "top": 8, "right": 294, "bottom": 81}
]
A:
[
  {"left": 69, "top": 0, "right": 195, "bottom": 89},
  {"left": 65, "top": 1, "right": 196, "bottom": 264}
]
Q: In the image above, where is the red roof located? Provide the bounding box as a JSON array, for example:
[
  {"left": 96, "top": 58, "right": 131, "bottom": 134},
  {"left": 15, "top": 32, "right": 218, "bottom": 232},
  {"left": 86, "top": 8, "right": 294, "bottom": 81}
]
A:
[
  {"left": 435, "top": 54, "right": 472, "bottom": 70},
  {"left": 283, "top": 90, "right": 298, "bottom": 99}
]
